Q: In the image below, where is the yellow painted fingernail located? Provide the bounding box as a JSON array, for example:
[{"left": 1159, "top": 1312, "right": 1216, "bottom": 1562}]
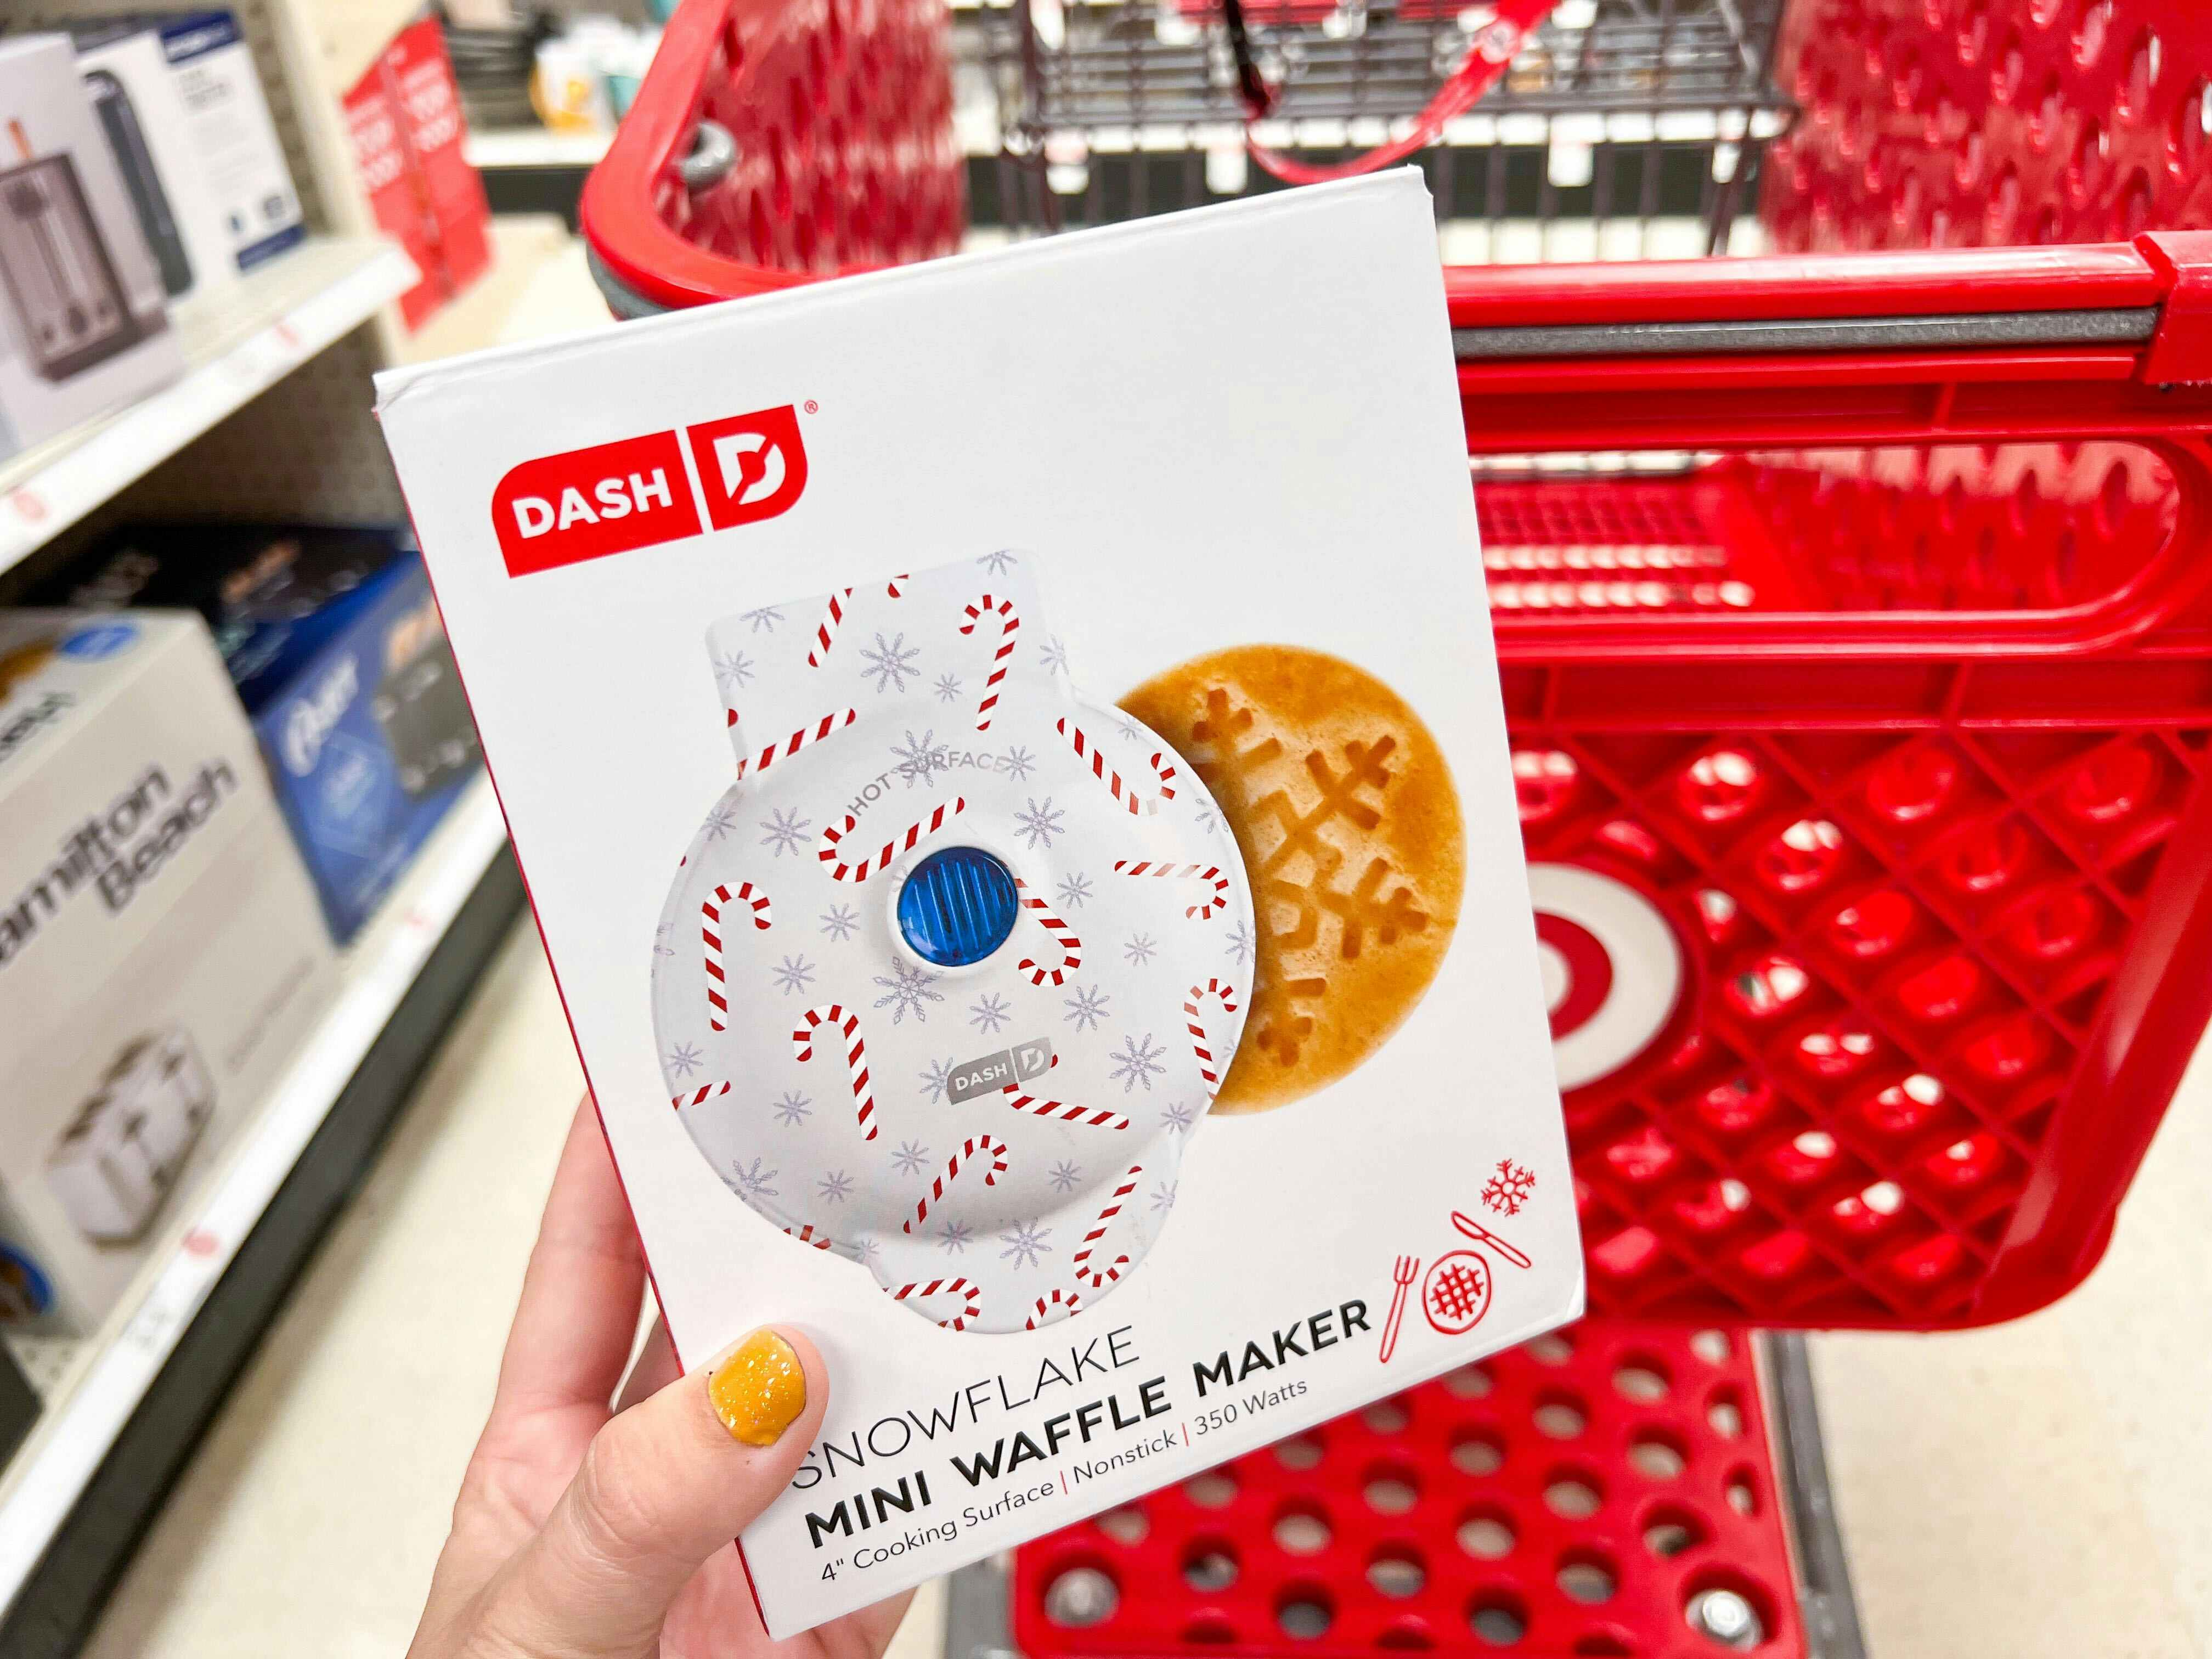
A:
[{"left": 708, "top": 1329, "right": 806, "bottom": 1446}]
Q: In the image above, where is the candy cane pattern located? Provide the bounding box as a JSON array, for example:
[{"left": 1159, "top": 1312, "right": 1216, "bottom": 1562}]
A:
[
  {"left": 957, "top": 595, "right": 1019, "bottom": 731},
  {"left": 1071, "top": 1165, "right": 1142, "bottom": 1289},
  {"left": 702, "top": 882, "right": 771, "bottom": 1031},
  {"left": 733, "top": 708, "right": 857, "bottom": 780},
  {"left": 672, "top": 1081, "right": 732, "bottom": 1110},
  {"left": 1057, "top": 716, "right": 1178, "bottom": 815},
  {"left": 891, "top": 1277, "right": 981, "bottom": 1331},
  {"left": 1012, "top": 877, "right": 1081, "bottom": 986},
  {"left": 999, "top": 1082, "right": 1130, "bottom": 1131},
  {"left": 904, "top": 1135, "right": 1009, "bottom": 1234},
  {"left": 1025, "top": 1287, "right": 1080, "bottom": 1330},
  {"left": 1185, "top": 978, "right": 1241, "bottom": 1096},
  {"left": 783, "top": 1223, "right": 836, "bottom": 1251},
  {"left": 792, "top": 1005, "right": 877, "bottom": 1141},
  {"left": 1114, "top": 859, "right": 1232, "bottom": 921},
  {"left": 805, "top": 576, "right": 908, "bottom": 667},
  {"left": 816, "top": 795, "right": 967, "bottom": 882}
]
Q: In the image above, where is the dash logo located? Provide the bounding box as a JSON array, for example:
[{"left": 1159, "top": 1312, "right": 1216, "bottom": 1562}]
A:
[
  {"left": 687, "top": 405, "right": 809, "bottom": 531},
  {"left": 488, "top": 404, "right": 810, "bottom": 577}
]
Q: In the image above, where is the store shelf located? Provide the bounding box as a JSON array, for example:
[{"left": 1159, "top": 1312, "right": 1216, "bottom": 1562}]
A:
[
  {"left": 398, "top": 215, "right": 580, "bottom": 365},
  {"left": 0, "top": 776, "right": 513, "bottom": 1626},
  {"left": 0, "top": 236, "right": 417, "bottom": 581},
  {"left": 465, "top": 126, "right": 613, "bottom": 169}
]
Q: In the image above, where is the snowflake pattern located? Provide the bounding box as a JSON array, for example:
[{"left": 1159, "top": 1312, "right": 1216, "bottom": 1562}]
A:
[
  {"left": 1110, "top": 1032, "right": 1167, "bottom": 1093},
  {"left": 759, "top": 807, "right": 811, "bottom": 856},
  {"left": 1056, "top": 871, "right": 1094, "bottom": 909},
  {"left": 1124, "top": 933, "right": 1158, "bottom": 966},
  {"left": 1149, "top": 1179, "right": 1178, "bottom": 1214},
  {"left": 998, "top": 1221, "right": 1053, "bottom": 1269},
  {"left": 1480, "top": 1159, "right": 1537, "bottom": 1217},
  {"left": 1226, "top": 919, "right": 1257, "bottom": 966},
  {"left": 978, "top": 550, "right": 1019, "bottom": 576},
  {"left": 771, "top": 954, "right": 816, "bottom": 995},
  {"left": 738, "top": 605, "right": 783, "bottom": 633},
  {"left": 933, "top": 672, "right": 964, "bottom": 705},
  {"left": 1063, "top": 983, "right": 1112, "bottom": 1031},
  {"left": 891, "top": 728, "right": 953, "bottom": 789},
  {"left": 872, "top": 960, "right": 945, "bottom": 1024},
  {"left": 1159, "top": 1099, "right": 1198, "bottom": 1134},
  {"left": 817, "top": 1170, "right": 855, "bottom": 1204},
  {"left": 935, "top": 1218, "right": 975, "bottom": 1255},
  {"left": 703, "top": 805, "right": 737, "bottom": 842},
  {"left": 1040, "top": 635, "right": 1071, "bottom": 675},
  {"left": 664, "top": 1041, "right": 702, "bottom": 1080},
  {"left": 732, "top": 1158, "right": 778, "bottom": 1200},
  {"left": 713, "top": 650, "right": 755, "bottom": 692},
  {"left": 1014, "top": 797, "right": 1065, "bottom": 850},
  {"left": 860, "top": 631, "right": 922, "bottom": 693},
  {"left": 969, "top": 992, "right": 1012, "bottom": 1034},
  {"left": 1048, "top": 1160, "right": 1082, "bottom": 1193},
  {"left": 1000, "top": 745, "right": 1037, "bottom": 782},
  {"left": 652, "top": 922, "right": 675, "bottom": 960},
  {"left": 891, "top": 1139, "right": 931, "bottom": 1176},
  {"left": 920, "top": 1055, "right": 958, "bottom": 1103},
  {"left": 819, "top": 904, "right": 859, "bottom": 943},
  {"left": 772, "top": 1092, "right": 812, "bottom": 1127}
]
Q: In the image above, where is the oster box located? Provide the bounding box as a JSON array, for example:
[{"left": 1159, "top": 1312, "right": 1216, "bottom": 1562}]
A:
[{"left": 375, "top": 176, "right": 1582, "bottom": 1635}]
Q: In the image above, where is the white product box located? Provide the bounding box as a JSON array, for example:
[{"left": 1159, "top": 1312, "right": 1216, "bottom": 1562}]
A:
[
  {"left": 74, "top": 27, "right": 241, "bottom": 312},
  {"left": 0, "top": 613, "right": 337, "bottom": 1335},
  {"left": 376, "top": 173, "right": 1582, "bottom": 1634},
  {"left": 142, "top": 12, "right": 306, "bottom": 275},
  {"left": 0, "top": 36, "right": 185, "bottom": 464}
]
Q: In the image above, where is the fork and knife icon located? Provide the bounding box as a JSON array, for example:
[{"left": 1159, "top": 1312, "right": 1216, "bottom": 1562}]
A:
[{"left": 1379, "top": 1210, "right": 1534, "bottom": 1363}]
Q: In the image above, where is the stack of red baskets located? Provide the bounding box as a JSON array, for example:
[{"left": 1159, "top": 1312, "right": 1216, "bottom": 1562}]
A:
[{"left": 579, "top": 2, "right": 2212, "bottom": 1651}]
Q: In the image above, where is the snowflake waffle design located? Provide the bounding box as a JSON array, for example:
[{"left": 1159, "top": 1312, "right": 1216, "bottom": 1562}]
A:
[
  {"left": 1048, "top": 1160, "right": 1082, "bottom": 1193},
  {"left": 771, "top": 955, "right": 816, "bottom": 995},
  {"left": 891, "top": 1139, "right": 931, "bottom": 1176},
  {"left": 936, "top": 1219, "right": 975, "bottom": 1255},
  {"left": 969, "top": 992, "right": 1012, "bottom": 1034},
  {"left": 920, "top": 1056, "right": 957, "bottom": 1103},
  {"left": 759, "top": 807, "right": 811, "bottom": 856},
  {"left": 978, "top": 550, "right": 1019, "bottom": 577},
  {"left": 772, "top": 1092, "right": 812, "bottom": 1126},
  {"left": 872, "top": 960, "right": 944, "bottom": 1024},
  {"left": 861, "top": 631, "right": 921, "bottom": 693},
  {"left": 738, "top": 605, "right": 783, "bottom": 633},
  {"left": 817, "top": 1170, "right": 854, "bottom": 1204},
  {"left": 1062, "top": 983, "right": 1111, "bottom": 1031},
  {"left": 732, "top": 1158, "right": 778, "bottom": 1200},
  {"left": 819, "top": 904, "right": 859, "bottom": 943},
  {"left": 1481, "top": 1159, "right": 1537, "bottom": 1217},
  {"left": 1110, "top": 1032, "right": 1167, "bottom": 1092},
  {"left": 1014, "top": 797, "right": 1065, "bottom": 850},
  {"left": 891, "top": 729, "right": 953, "bottom": 789},
  {"left": 999, "top": 1221, "right": 1052, "bottom": 1269},
  {"left": 664, "top": 1042, "right": 702, "bottom": 1080}
]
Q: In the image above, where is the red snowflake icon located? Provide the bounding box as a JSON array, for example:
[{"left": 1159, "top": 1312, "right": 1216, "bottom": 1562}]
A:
[{"left": 1481, "top": 1158, "right": 1536, "bottom": 1216}]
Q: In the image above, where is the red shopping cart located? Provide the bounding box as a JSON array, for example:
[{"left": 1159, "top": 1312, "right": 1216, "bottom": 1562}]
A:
[{"left": 578, "top": 2, "right": 2212, "bottom": 1650}]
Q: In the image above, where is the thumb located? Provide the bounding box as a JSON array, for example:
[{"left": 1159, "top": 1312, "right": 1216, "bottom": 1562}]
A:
[{"left": 485, "top": 1326, "right": 826, "bottom": 1657}]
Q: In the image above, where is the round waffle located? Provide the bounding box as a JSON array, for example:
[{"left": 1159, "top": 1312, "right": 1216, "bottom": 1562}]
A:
[{"left": 1119, "top": 645, "right": 1463, "bottom": 1113}]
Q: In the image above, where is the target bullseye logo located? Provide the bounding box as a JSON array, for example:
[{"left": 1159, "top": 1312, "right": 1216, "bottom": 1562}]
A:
[{"left": 1529, "top": 861, "right": 1688, "bottom": 1093}]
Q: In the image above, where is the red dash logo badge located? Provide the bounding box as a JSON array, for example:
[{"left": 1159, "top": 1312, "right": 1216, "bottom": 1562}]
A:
[
  {"left": 687, "top": 405, "right": 809, "bottom": 531},
  {"left": 489, "top": 405, "right": 810, "bottom": 577},
  {"left": 492, "top": 431, "right": 701, "bottom": 576}
]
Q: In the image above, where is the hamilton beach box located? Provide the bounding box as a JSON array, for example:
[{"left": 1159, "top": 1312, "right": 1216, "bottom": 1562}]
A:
[{"left": 375, "top": 172, "right": 1582, "bottom": 1634}]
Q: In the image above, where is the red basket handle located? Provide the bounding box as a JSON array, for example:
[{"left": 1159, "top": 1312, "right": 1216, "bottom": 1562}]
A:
[{"left": 1231, "top": 0, "right": 1557, "bottom": 186}]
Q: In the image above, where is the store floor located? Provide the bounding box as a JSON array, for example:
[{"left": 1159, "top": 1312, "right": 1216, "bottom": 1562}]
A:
[{"left": 79, "top": 912, "right": 2212, "bottom": 1658}]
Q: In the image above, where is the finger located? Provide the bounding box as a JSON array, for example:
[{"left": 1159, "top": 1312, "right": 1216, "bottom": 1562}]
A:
[
  {"left": 613, "top": 1311, "right": 681, "bottom": 1413},
  {"left": 488, "top": 1095, "right": 649, "bottom": 1428},
  {"left": 483, "top": 1327, "right": 826, "bottom": 1657}
]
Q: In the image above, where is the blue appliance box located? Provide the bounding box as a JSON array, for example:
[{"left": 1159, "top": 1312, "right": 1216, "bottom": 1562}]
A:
[
  {"left": 247, "top": 555, "right": 479, "bottom": 942},
  {"left": 43, "top": 523, "right": 480, "bottom": 941}
]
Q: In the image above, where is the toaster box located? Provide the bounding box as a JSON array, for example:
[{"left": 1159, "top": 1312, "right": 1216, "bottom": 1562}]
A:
[
  {"left": 42, "top": 523, "right": 482, "bottom": 941},
  {"left": 375, "top": 173, "right": 1584, "bottom": 1634},
  {"left": 0, "top": 612, "right": 337, "bottom": 1335},
  {"left": 0, "top": 35, "right": 184, "bottom": 462}
]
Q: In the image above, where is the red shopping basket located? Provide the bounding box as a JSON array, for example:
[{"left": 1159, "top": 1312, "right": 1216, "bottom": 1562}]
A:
[{"left": 583, "top": 0, "right": 2212, "bottom": 1334}]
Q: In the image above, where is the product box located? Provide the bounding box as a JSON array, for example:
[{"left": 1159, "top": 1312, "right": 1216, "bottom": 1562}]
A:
[
  {"left": 0, "top": 36, "right": 184, "bottom": 464},
  {"left": 343, "top": 20, "right": 491, "bottom": 332},
  {"left": 41, "top": 524, "right": 482, "bottom": 942},
  {"left": 139, "top": 12, "right": 306, "bottom": 275},
  {"left": 0, "top": 612, "right": 337, "bottom": 1335},
  {"left": 375, "top": 173, "right": 1581, "bottom": 1633},
  {"left": 73, "top": 26, "right": 239, "bottom": 312}
]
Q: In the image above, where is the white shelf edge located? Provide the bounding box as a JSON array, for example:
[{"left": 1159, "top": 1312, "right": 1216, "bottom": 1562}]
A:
[
  {"left": 465, "top": 127, "right": 613, "bottom": 169},
  {"left": 0, "top": 777, "right": 509, "bottom": 1613},
  {"left": 0, "top": 236, "right": 419, "bottom": 580}
]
